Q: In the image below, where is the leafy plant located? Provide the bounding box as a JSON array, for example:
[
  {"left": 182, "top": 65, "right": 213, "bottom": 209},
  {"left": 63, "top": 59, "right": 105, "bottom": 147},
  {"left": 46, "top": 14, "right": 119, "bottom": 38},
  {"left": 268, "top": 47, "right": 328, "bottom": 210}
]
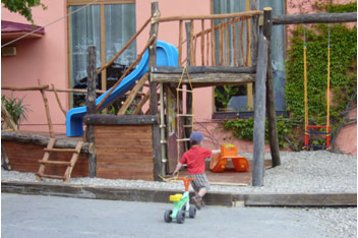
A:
[
  {"left": 1, "top": 0, "right": 47, "bottom": 23},
  {"left": 215, "top": 85, "right": 240, "bottom": 110},
  {"left": 1, "top": 96, "right": 30, "bottom": 125}
]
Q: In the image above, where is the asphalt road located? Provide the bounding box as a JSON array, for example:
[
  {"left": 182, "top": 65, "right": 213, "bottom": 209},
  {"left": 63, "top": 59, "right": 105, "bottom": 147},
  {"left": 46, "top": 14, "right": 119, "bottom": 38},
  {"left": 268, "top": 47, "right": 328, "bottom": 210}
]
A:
[{"left": 2, "top": 193, "right": 327, "bottom": 238}]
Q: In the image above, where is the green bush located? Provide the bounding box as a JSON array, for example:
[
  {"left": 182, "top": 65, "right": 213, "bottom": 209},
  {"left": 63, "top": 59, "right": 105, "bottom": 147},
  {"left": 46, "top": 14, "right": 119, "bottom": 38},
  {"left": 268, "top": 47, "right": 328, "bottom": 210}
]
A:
[{"left": 325, "top": 2, "right": 357, "bottom": 13}]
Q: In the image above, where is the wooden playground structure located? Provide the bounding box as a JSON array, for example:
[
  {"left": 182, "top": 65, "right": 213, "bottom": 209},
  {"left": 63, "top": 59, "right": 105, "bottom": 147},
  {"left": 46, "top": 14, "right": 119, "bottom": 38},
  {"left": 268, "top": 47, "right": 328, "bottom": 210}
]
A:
[{"left": 1, "top": 1, "right": 356, "bottom": 185}]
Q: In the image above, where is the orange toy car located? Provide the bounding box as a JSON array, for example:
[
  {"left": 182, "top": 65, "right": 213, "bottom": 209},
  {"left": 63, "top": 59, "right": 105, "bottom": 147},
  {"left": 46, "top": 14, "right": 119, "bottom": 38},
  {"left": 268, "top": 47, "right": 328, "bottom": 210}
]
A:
[{"left": 210, "top": 144, "right": 249, "bottom": 173}]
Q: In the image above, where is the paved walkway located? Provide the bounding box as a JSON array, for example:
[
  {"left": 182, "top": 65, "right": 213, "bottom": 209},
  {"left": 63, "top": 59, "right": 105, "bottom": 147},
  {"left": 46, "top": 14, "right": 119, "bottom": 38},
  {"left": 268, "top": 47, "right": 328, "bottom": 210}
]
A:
[{"left": 2, "top": 193, "right": 337, "bottom": 238}]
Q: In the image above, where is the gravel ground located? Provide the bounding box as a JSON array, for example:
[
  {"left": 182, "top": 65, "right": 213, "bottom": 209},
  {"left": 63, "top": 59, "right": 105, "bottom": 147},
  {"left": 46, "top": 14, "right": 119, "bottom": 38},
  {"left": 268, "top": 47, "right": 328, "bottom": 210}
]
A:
[
  {"left": 1, "top": 150, "right": 356, "bottom": 194},
  {"left": 308, "top": 208, "right": 357, "bottom": 238}
]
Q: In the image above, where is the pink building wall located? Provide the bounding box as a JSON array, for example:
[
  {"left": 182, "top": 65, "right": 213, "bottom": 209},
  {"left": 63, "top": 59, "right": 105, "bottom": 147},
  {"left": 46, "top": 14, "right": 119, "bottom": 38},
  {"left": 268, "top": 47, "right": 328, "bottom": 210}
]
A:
[{"left": 2, "top": 0, "right": 68, "bottom": 133}]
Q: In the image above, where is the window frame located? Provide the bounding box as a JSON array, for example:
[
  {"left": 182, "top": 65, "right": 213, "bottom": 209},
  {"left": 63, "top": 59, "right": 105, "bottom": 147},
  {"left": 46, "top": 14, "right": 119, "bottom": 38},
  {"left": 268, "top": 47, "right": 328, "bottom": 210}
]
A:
[{"left": 66, "top": 0, "right": 136, "bottom": 107}]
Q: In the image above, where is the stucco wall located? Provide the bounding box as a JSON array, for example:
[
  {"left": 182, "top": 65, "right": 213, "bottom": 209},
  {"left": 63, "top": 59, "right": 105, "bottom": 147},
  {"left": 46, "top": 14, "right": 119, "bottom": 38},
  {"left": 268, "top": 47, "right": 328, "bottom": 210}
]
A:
[{"left": 2, "top": 0, "right": 68, "bottom": 133}]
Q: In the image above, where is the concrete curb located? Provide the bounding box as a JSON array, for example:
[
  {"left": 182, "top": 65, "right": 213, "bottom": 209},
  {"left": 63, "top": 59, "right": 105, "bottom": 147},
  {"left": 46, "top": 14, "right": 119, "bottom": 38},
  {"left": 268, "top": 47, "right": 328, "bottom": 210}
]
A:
[{"left": 2, "top": 181, "right": 356, "bottom": 207}]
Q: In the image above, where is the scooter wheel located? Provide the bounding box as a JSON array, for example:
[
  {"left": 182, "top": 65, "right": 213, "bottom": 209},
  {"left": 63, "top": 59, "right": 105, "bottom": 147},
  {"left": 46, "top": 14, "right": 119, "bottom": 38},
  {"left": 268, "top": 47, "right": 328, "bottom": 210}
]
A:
[
  {"left": 164, "top": 210, "right": 173, "bottom": 223},
  {"left": 189, "top": 205, "right": 196, "bottom": 218},
  {"left": 176, "top": 210, "right": 185, "bottom": 224}
]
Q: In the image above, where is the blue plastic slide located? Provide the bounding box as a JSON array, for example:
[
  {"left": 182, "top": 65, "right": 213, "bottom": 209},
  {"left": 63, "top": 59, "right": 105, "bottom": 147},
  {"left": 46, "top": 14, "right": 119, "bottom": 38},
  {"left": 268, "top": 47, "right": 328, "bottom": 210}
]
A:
[{"left": 66, "top": 41, "right": 178, "bottom": 137}]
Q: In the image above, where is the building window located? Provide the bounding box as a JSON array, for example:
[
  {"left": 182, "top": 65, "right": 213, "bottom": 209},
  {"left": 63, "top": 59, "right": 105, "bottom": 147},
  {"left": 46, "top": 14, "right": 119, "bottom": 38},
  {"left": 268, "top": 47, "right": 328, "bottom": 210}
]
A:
[
  {"left": 68, "top": 1, "right": 136, "bottom": 107},
  {"left": 212, "top": 0, "right": 286, "bottom": 116}
]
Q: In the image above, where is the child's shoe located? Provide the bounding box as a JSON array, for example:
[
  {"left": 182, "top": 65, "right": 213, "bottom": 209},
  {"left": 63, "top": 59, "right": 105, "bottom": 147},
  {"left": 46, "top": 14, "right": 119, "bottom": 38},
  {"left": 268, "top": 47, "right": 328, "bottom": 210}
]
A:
[{"left": 192, "top": 195, "right": 202, "bottom": 210}]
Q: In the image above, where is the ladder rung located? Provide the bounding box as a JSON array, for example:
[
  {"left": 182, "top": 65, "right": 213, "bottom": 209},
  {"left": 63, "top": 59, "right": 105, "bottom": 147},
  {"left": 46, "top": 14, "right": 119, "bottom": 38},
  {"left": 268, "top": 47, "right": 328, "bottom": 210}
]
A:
[
  {"left": 177, "top": 138, "right": 191, "bottom": 142},
  {"left": 176, "top": 88, "right": 193, "bottom": 93},
  {"left": 160, "top": 140, "right": 167, "bottom": 144},
  {"left": 36, "top": 173, "right": 65, "bottom": 180},
  {"left": 44, "top": 148, "right": 79, "bottom": 153},
  {"left": 176, "top": 114, "right": 194, "bottom": 117},
  {"left": 38, "top": 160, "right": 71, "bottom": 165}
]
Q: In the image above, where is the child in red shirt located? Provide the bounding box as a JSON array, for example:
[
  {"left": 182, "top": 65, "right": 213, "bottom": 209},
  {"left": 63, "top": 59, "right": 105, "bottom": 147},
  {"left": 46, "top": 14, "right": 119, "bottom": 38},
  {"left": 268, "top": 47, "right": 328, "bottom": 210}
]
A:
[{"left": 173, "top": 131, "right": 217, "bottom": 209}]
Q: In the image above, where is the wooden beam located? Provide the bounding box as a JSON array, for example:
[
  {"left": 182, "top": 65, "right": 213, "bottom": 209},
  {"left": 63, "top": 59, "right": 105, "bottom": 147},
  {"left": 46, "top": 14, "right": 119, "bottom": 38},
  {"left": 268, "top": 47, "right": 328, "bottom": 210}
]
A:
[
  {"left": 151, "top": 72, "right": 254, "bottom": 86},
  {"left": 252, "top": 32, "right": 268, "bottom": 187},
  {"left": 272, "top": 12, "right": 357, "bottom": 25},
  {"left": 1, "top": 131, "right": 90, "bottom": 153},
  {"left": 117, "top": 74, "right": 148, "bottom": 115},
  {"left": 157, "top": 10, "right": 263, "bottom": 22},
  {"left": 84, "top": 114, "right": 158, "bottom": 125},
  {"left": 133, "top": 91, "right": 150, "bottom": 114},
  {"left": 263, "top": 7, "right": 281, "bottom": 167},
  {"left": 86, "top": 46, "right": 97, "bottom": 178}
]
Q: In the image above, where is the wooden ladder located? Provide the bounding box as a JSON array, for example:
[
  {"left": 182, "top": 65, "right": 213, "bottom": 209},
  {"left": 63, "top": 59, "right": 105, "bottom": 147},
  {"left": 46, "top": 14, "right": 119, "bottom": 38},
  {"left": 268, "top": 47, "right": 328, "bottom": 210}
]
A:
[{"left": 36, "top": 138, "right": 84, "bottom": 182}]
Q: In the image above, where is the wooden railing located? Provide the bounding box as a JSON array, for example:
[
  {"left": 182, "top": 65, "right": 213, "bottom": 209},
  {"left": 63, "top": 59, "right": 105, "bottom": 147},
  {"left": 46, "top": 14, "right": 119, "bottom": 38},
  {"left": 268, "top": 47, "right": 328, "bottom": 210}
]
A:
[{"left": 157, "top": 10, "right": 262, "bottom": 67}]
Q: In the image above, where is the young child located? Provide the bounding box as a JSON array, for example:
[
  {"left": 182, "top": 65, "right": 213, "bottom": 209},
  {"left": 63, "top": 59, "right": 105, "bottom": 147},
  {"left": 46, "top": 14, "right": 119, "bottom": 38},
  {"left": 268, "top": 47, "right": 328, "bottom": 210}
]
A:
[{"left": 173, "top": 131, "right": 217, "bottom": 209}]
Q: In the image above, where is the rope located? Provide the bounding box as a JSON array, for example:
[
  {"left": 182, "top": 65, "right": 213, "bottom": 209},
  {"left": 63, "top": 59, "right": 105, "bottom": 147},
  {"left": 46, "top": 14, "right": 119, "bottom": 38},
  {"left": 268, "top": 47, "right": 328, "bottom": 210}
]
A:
[
  {"left": 326, "top": 25, "right": 331, "bottom": 141},
  {"left": 1, "top": 0, "right": 99, "bottom": 48},
  {"left": 176, "top": 64, "right": 194, "bottom": 161},
  {"left": 303, "top": 26, "right": 308, "bottom": 138}
]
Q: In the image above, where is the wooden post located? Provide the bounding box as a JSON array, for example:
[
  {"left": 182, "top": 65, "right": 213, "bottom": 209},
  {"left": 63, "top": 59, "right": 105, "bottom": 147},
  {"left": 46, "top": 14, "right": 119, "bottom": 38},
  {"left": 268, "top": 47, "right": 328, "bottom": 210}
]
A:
[
  {"left": 185, "top": 21, "right": 192, "bottom": 66},
  {"left": 86, "top": 46, "right": 97, "bottom": 178},
  {"left": 263, "top": 7, "right": 281, "bottom": 167},
  {"left": 38, "top": 79, "right": 54, "bottom": 138},
  {"left": 252, "top": 32, "right": 268, "bottom": 187},
  {"left": 149, "top": 1, "right": 162, "bottom": 180},
  {"left": 178, "top": 20, "right": 183, "bottom": 65}
]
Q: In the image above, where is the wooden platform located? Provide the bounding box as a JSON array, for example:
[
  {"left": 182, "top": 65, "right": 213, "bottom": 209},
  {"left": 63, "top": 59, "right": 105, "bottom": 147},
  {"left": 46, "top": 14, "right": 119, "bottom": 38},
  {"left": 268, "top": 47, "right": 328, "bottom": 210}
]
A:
[{"left": 181, "top": 160, "right": 272, "bottom": 185}]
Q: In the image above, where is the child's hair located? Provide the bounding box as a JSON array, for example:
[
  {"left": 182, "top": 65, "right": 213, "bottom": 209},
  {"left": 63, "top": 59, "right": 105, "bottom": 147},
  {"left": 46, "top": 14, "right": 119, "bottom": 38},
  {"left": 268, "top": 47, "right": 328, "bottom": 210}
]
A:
[{"left": 191, "top": 140, "right": 199, "bottom": 146}]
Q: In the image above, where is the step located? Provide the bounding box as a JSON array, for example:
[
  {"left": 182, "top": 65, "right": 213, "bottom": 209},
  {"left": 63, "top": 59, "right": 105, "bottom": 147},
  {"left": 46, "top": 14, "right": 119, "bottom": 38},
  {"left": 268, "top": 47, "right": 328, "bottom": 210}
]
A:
[
  {"left": 36, "top": 173, "right": 65, "bottom": 180},
  {"left": 43, "top": 148, "right": 79, "bottom": 153},
  {"left": 38, "top": 160, "right": 71, "bottom": 166}
]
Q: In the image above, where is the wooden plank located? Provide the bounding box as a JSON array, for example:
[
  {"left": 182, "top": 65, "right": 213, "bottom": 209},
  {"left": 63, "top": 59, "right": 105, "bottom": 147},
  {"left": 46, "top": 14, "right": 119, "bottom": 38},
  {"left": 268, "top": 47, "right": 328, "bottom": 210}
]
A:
[
  {"left": 38, "top": 160, "right": 71, "bottom": 165},
  {"left": 44, "top": 148, "right": 78, "bottom": 153},
  {"left": 94, "top": 125, "right": 154, "bottom": 180},
  {"left": 252, "top": 33, "right": 268, "bottom": 187},
  {"left": 37, "top": 138, "right": 56, "bottom": 177},
  {"left": 117, "top": 74, "right": 148, "bottom": 115},
  {"left": 272, "top": 12, "right": 357, "bottom": 25},
  {"left": 201, "top": 19, "right": 205, "bottom": 65},
  {"left": 211, "top": 20, "right": 215, "bottom": 65},
  {"left": 64, "top": 141, "right": 84, "bottom": 182},
  {"left": 84, "top": 114, "right": 157, "bottom": 125},
  {"left": 153, "top": 66, "right": 255, "bottom": 74},
  {"left": 263, "top": 7, "right": 281, "bottom": 167}
]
